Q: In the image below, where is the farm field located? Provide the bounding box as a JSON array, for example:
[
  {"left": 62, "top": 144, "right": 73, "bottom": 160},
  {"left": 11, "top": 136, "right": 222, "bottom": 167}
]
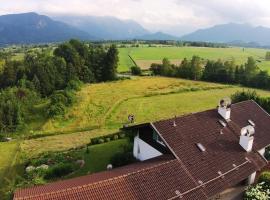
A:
[{"left": 118, "top": 46, "right": 270, "bottom": 72}]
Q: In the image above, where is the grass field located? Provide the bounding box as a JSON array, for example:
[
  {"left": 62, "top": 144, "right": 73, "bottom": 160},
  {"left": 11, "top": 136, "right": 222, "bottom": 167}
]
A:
[
  {"left": 118, "top": 48, "right": 135, "bottom": 72},
  {"left": 118, "top": 46, "right": 270, "bottom": 72},
  {"left": 0, "top": 142, "right": 19, "bottom": 183}
]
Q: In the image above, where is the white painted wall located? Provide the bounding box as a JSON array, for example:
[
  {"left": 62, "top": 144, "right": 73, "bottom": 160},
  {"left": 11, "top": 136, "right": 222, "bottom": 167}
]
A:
[
  {"left": 133, "top": 135, "right": 162, "bottom": 161},
  {"left": 239, "top": 135, "right": 254, "bottom": 152},
  {"left": 248, "top": 172, "right": 256, "bottom": 185},
  {"left": 258, "top": 148, "right": 266, "bottom": 157},
  {"left": 218, "top": 107, "right": 231, "bottom": 120}
]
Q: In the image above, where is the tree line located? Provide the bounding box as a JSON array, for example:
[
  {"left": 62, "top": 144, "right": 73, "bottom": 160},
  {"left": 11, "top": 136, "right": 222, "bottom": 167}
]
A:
[
  {"left": 0, "top": 39, "right": 119, "bottom": 134},
  {"left": 150, "top": 56, "right": 270, "bottom": 90}
]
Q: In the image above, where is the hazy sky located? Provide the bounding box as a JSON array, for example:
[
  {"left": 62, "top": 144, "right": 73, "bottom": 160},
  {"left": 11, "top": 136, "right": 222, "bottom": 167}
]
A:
[{"left": 0, "top": 0, "right": 270, "bottom": 36}]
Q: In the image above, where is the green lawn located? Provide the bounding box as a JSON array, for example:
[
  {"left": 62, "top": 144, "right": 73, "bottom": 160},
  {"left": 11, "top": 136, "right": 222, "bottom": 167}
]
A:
[
  {"left": 69, "top": 139, "right": 129, "bottom": 177},
  {"left": 118, "top": 46, "right": 270, "bottom": 72},
  {"left": 0, "top": 142, "right": 19, "bottom": 183}
]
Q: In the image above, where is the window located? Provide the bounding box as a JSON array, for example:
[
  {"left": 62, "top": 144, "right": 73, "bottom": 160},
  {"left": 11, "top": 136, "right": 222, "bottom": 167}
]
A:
[{"left": 153, "top": 131, "right": 165, "bottom": 146}]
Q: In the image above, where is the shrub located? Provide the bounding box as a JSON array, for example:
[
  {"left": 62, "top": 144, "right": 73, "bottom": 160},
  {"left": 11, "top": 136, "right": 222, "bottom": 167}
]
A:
[
  {"left": 105, "top": 138, "right": 111, "bottom": 142},
  {"left": 66, "top": 79, "right": 82, "bottom": 91},
  {"left": 44, "top": 163, "right": 74, "bottom": 180},
  {"left": 47, "top": 102, "right": 66, "bottom": 117},
  {"left": 258, "top": 171, "right": 270, "bottom": 186},
  {"left": 110, "top": 152, "right": 136, "bottom": 167},
  {"left": 244, "top": 182, "right": 270, "bottom": 200},
  {"left": 98, "top": 138, "right": 104, "bottom": 144},
  {"left": 91, "top": 138, "right": 99, "bottom": 145},
  {"left": 113, "top": 135, "right": 119, "bottom": 140},
  {"left": 119, "top": 133, "right": 126, "bottom": 139},
  {"left": 131, "top": 66, "right": 142, "bottom": 75}
]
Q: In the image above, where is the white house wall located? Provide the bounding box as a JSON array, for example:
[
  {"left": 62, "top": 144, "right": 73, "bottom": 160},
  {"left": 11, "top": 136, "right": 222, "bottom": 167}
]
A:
[{"left": 133, "top": 135, "right": 163, "bottom": 161}]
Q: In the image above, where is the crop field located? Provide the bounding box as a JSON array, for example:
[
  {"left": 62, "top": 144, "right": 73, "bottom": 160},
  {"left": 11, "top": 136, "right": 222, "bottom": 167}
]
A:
[{"left": 118, "top": 46, "right": 270, "bottom": 72}]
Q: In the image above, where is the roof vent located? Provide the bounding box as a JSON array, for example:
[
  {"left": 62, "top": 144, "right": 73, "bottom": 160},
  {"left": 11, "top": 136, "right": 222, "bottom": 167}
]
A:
[
  {"left": 248, "top": 120, "right": 255, "bottom": 127},
  {"left": 196, "top": 143, "right": 206, "bottom": 152}
]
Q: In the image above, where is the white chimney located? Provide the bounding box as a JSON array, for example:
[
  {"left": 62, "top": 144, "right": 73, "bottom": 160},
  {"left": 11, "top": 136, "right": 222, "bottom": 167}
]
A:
[
  {"left": 218, "top": 98, "right": 231, "bottom": 121},
  {"left": 239, "top": 125, "right": 255, "bottom": 152}
]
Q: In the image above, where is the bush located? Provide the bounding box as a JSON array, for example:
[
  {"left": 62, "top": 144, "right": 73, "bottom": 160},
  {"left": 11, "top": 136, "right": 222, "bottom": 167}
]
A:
[
  {"left": 105, "top": 138, "right": 111, "bottom": 142},
  {"left": 258, "top": 171, "right": 270, "bottom": 186},
  {"left": 119, "top": 133, "right": 126, "bottom": 139},
  {"left": 113, "top": 135, "right": 119, "bottom": 140},
  {"left": 244, "top": 182, "right": 270, "bottom": 200},
  {"left": 90, "top": 138, "right": 99, "bottom": 145},
  {"left": 66, "top": 79, "right": 82, "bottom": 91},
  {"left": 47, "top": 102, "right": 66, "bottom": 117},
  {"left": 44, "top": 163, "right": 74, "bottom": 180},
  {"left": 110, "top": 152, "right": 136, "bottom": 167},
  {"left": 131, "top": 66, "right": 142, "bottom": 75},
  {"left": 98, "top": 138, "right": 104, "bottom": 144}
]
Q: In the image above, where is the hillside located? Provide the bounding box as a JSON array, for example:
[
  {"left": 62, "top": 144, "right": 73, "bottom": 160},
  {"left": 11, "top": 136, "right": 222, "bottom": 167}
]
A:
[
  {"left": 0, "top": 12, "right": 94, "bottom": 45},
  {"left": 181, "top": 23, "right": 270, "bottom": 45},
  {"left": 135, "top": 31, "right": 179, "bottom": 40},
  {"left": 55, "top": 15, "right": 149, "bottom": 40}
]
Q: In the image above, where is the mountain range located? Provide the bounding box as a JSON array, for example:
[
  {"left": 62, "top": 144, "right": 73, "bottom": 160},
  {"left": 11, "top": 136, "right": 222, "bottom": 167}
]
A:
[
  {"left": 53, "top": 15, "right": 150, "bottom": 40},
  {"left": 181, "top": 23, "right": 270, "bottom": 46},
  {"left": 1, "top": 12, "right": 270, "bottom": 46},
  {"left": 0, "top": 12, "right": 94, "bottom": 45}
]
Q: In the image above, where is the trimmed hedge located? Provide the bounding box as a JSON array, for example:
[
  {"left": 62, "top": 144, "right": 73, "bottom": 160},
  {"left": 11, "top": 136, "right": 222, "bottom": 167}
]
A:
[{"left": 89, "top": 132, "right": 130, "bottom": 146}]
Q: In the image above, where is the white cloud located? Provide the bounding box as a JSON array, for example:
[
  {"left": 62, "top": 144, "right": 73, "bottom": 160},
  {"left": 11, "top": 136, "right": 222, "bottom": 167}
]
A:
[{"left": 0, "top": 0, "right": 270, "bottom": 36}]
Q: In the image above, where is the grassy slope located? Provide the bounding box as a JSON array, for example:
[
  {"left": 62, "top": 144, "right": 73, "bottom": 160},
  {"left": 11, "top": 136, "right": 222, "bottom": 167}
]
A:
[
  {"left": 118, "top": 46, "right": 270, "bottom": 72},
  {"left": 40, "top": 77, "right": 230, "bottom": 134},
  {"left": 0, "top": 142, "right": 19, "bottom": 182}
]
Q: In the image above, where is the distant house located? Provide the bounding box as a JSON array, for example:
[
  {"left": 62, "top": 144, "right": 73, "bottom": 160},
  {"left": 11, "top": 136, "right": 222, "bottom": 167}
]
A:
[{"left": 14, "top": 100, "right": 270, "bottom": 200}]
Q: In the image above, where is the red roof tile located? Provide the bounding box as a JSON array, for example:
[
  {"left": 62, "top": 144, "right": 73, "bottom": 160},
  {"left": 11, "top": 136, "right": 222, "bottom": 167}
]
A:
[{"left": 14, "top": 100, "right": 269, "bottom": 200}]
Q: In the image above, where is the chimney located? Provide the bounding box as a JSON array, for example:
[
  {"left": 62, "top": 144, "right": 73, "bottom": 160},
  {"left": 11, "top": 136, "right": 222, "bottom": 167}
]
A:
[
  {"left": 218, "top": 98, "right": 231, "bottom": 121},
  {"left": 239, "top": 125, "right": 255, "bottom": 152}
]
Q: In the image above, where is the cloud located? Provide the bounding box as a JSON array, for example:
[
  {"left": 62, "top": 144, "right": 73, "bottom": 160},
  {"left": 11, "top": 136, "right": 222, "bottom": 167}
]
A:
[{"left": 0, "top": 0, "right": 270, "bottom": 35}]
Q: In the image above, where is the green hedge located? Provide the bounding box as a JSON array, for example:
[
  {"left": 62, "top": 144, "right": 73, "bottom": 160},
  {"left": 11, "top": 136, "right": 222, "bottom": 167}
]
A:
[{"left": 89, "top": 132, "right": 128, "bottom": 145}]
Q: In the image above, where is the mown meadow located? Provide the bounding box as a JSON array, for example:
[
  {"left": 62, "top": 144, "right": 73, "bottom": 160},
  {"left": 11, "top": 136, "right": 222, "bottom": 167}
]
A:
[{"left": 118, "top": 46, "right": 270, "bottom": 72}]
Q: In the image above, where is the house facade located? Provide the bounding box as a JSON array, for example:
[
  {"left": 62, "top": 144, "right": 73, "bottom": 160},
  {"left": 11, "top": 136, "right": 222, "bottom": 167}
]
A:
[{"left": 14, "top": 100, "right": 270, "bottom": 200}]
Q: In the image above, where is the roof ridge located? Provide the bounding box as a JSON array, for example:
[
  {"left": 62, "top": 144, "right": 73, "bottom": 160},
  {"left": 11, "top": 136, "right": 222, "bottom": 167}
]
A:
[{"left": 15, "top": 159, "right": 177, "bottom": 200}]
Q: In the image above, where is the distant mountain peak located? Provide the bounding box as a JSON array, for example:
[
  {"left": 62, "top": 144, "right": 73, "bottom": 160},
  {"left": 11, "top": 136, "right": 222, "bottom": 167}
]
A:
[
  {"left": 181, "top": 23, "right": 270, "bottom": 45},
  {"left": 54, "top": 15, "right": 150, "bottom": 40},
  {"left": 0, "top": 12, "right": 95, "bottom": 45}
]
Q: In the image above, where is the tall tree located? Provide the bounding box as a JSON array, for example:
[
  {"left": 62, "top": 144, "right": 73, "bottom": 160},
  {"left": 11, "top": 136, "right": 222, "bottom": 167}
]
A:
[{"left": 102, "top": 45, "right": 119, "bottom": 81}]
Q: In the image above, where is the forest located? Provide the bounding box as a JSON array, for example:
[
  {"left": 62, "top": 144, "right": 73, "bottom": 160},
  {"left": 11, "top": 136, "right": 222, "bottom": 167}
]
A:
[{"left": 0, "top": 39, "right": 119, "bottom": 135}]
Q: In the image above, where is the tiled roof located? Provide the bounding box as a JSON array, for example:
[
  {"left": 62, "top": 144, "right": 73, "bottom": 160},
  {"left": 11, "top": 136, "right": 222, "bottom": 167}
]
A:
[
  {"left": 152, "top": 100, "right": 268, "bottom": 198},
  {"left": 14, "top": 100, "right": 269, "bottom": 200}
]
